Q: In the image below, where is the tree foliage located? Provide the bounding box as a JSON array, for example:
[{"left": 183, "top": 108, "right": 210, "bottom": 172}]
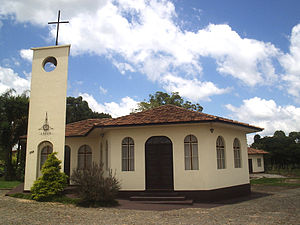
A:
[
  {"left": 135, "top": 91, "right": 203, "bottom": 112},
  {"left": 0, "top": 92, "right": 111, "bottom": 180},
  {"left": 251, "top": 130, "right": 300, "bottom": 170},
  {"left": 66, "top": 96, "right": 111, "bottom": 123},
  {"left": 31, "top": 152, "right": 67, "bottom": 201},
  {"left": 0, "top": 90, "right": 29, "bottom": 180}
]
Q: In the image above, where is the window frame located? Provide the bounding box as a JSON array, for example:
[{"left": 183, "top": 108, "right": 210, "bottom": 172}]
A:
[
  {"left": 233, "top": 138, "right": 242, "bottom": 168},
  {"left": 257, "top": 158, "right": 262, "bottom": 167},
  {"left": 216, "top": 136, "right": 226, "bottom": 169},
  {"left": 77, "top": 144, "right": 92, "bottom": 170},
  {"left": 184, "top": 135, "right": 199, "bottom": 170},
  {"left": 40, "top": 143, "right": 53, "bottom": 169},
  {"left": 121, "top": 137, "right": 135, "bottom": 171}
]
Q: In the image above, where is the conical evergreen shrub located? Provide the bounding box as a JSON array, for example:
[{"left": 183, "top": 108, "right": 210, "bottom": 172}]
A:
[{"left": 31, "top": 152, "right": 67, "bottom": 201}]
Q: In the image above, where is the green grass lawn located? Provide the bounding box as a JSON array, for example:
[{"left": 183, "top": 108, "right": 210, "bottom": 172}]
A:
[
  {"left": 251, "top": 177, "right": 300, "bottom": 186},
  {"left": 0, "top": 177, "right": 22, "bottom": 189}
]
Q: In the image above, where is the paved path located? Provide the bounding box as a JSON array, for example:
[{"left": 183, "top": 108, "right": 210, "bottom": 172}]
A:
[
  {"left": 1, "top": 186, "right": 300, "bottom": 225},
  {"left": 250, "top": 173, "right": 286, "bottom": 179}
]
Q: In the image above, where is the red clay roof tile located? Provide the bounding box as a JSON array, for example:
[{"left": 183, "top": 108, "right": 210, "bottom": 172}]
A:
[
  {"left": 65, "top": 105, "right": 263, "bottom": 137},
  {"left": 248, "top": 147, "right": 269, "bottom": 155},
  {"left": 65, "top": 118, "right": 112, "bottom": 137}
]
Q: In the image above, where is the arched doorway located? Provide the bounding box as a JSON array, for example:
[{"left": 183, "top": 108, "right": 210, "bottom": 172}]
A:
[
  {"left": 64, "top": 146, "right": 71, "bottom": 180},
  {"left": 145, "top": 136, "right": 174, "bottom": 190}
]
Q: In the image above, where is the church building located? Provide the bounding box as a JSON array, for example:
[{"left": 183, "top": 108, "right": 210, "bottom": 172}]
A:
[{"left": 23, "top": 44, "right": 263, "bottom": 202}]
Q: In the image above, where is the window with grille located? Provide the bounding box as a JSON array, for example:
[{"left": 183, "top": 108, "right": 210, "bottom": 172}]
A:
[
  {"left": 216, "top": 136, "right": 226, "bottom": 169},
  {"left": 184, "top": 135, "right": 199, "bottom": 170},
  {"left": 78, "top": 145, "right": 92, "bottom": 170},
  {"left": 257, "top": 158, "right": 262, "bottom": 167},
  {"left": 122, "top": 137, "right": 134, "bottom": 171},
  {"left": 233, "top": 138, "right": 241, "bottom": 168},
  {"left": 40, "top": 143, "right": 53, "bottom": 169}
]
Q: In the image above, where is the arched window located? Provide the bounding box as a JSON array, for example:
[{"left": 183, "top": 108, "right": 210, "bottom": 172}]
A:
[
  {"left": 78, "top": 145, "right": 92, "bottom": 170},
  {"left": 216, "top": 136, "right": 226, "bottom": 169},
  {"left": 40, "top": 142, "right": 53, "bottom": 169},
  {"left": 122, "top": 137, "right": 134, "bottom": 171},
  {"left": 184, "top": 135, "right": 199, "bottom": 170},
  {"left": 233, "top": 138, "right": 241, "bottom": 168}
]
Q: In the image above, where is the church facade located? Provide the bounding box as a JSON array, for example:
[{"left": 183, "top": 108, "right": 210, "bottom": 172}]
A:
[{"left": 23, "top": 44, "right": 263, "bottom": 201}]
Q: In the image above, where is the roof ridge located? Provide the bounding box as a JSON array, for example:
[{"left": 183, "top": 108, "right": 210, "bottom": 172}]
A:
[
  {"left": 162, "top": 104, "right": 218, "bottom": 119},
  {"left": 67, "top": 118, "right": 110, "bottom": 125}
]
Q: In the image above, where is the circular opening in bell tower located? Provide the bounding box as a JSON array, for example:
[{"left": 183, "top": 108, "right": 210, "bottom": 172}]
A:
[{"left": 42, "top": 56, "right": 57, "bottom": 72}]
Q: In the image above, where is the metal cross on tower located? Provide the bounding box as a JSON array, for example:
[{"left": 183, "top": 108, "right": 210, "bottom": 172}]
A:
[{"left": 48, "top": 10, "right": 69, "bottom": 45}]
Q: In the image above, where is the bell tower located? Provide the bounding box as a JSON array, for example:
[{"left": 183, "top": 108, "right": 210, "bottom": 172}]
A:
[{"left": 24, "top": 45, "right": 70, "bottom": 191}]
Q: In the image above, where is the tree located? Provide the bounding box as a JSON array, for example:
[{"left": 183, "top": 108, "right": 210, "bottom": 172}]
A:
[
  {"left": 31, "top": 152, "right": 67, "bottom": 201},
  {"left": 135, "top": 91, "right": 203, "bottom": 112},
  {"left": 0, "top": 90, "right": 29, "bottom": 180},
  {"left": 289, "top": 132, "right": 300, "bottom": 143},
  {"left": 66, "top": 96, "right": 111, "bottom": 123},
  {"left": 251, "top": 130, "right": 300, "bottom": 170}
]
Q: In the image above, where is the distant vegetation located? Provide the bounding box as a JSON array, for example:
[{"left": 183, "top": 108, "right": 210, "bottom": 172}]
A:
[
  {"left": 66, "top": 96, "right": 111, "bottom": 124},
  {"left": 251, "top": 130, "right": 300, "bottom": 173}
]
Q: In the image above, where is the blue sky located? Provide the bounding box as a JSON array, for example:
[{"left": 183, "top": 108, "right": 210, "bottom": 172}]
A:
[{"left": 0, "top": 0, "right": 300, "bottom": 143}]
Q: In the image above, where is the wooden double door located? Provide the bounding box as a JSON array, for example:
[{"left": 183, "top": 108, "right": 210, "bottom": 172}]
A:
[{"left": 145, "top": 136, "right": 174, "bottom": 190}]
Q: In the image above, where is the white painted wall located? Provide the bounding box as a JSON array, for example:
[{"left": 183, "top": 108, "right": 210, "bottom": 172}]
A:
[
  {"left": 248, "top": 154, "right": 265, "bottom": 173},
  {"left": 24, "top": 45, "right": 70, "bottom": 191},
  {"left": 66, "top": 123, "right": 250, "bottom": 191}
]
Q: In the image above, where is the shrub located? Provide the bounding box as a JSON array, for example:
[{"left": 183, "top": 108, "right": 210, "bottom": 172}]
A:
[
  {"left": 31, "top": 152, "right": 68, "bottom": 201},
  {"left": 71, "top": 163, "right": 120, "bottom": 207}
]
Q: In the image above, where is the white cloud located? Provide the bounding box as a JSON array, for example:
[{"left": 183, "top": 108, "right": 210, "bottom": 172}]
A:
[
  {"left": 162, "top": 74, "right": 230, "bottom": 101},
  {"left": 226, "top": 97, "right": 300, "bottom": 143},
  {"left": 99, "top": 85, "right": 107, "bottom": 94},
  {"left": 80, "top": 93, "right": 138, "bottom": 118},
  {"left": 0, "top": 66, "right": 30, "bottom": 95},
  {"left": 0, "top": 0, "right": 292, "bottom": 101},
  {"left": 112, "top": 60, "right": 135, "bottom": 75},
  {"left": 19, "top": 49, "right": 33, "bottom": 62},
  {"left": 279, "top": 24, "right": 300, "bottom": 100}
]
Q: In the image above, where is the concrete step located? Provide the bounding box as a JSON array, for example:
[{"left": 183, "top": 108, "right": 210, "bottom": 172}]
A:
[
  {"left": 139, "top": 192, "right": 180, "bottom": 197},
  {"left": 130, "top": 196, "right": 186, "bottom": 201},
  {"left": 142, "top": 199, "right": 194, "bottom": 205}
]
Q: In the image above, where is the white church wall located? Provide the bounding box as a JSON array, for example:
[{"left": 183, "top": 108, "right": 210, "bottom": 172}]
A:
[
  {"left": 106, "top": 123, "right": 249, "bottom": 191},
  {"left": 199, "top": 125, "right": 249, "bottom": 190},
  {"left": 65, "top": 136, "right": 101, "bottom": 174}
]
